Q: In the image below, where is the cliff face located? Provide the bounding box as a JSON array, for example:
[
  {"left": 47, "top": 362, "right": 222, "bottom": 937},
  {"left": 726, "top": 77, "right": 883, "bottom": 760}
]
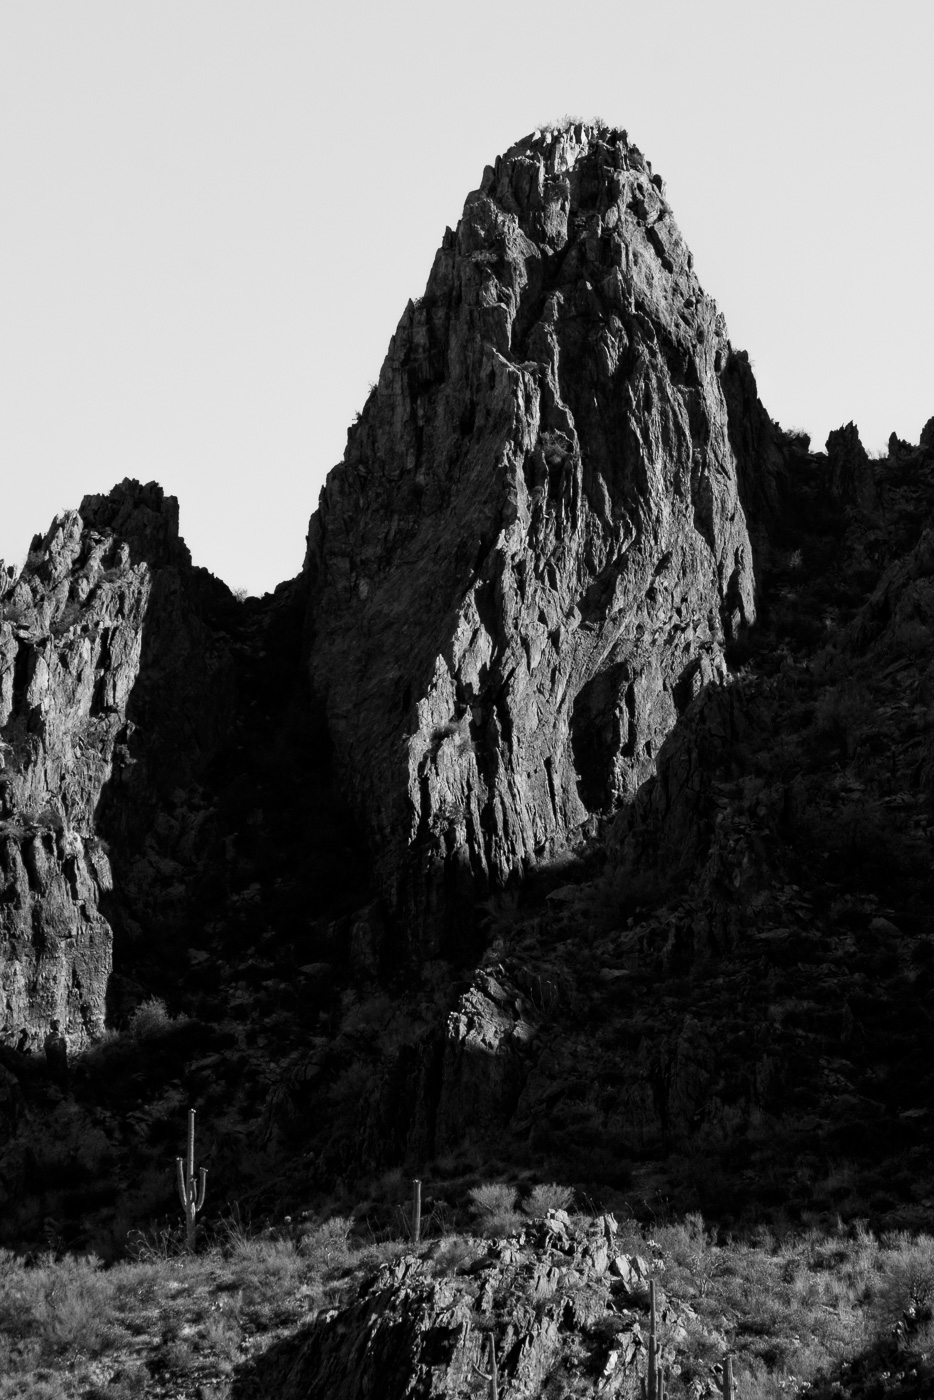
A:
[
  {"left": 304, "top": 122, "right": 765, "bottom": 953},
  {"left": 0, "top": 482, "right": 239, "bottom": 1050}
]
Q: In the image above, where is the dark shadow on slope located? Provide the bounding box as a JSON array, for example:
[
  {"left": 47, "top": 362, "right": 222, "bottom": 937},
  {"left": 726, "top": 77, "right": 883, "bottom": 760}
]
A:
[
  {"left": 95, "top": 569, "right": 374, "bottom": 1017},
  {"left": 331, "top": 414, "right": 934, "bottom": 1233},
  {"left": 0, "top": 484, "right": 381, "bottom": 1254}
]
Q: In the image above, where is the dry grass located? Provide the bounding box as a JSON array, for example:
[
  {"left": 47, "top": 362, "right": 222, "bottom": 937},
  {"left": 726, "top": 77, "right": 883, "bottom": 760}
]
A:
[
  {"left": 0, "top": 1215, "right": 931, "bottom": 1396},
  {"left": 0, "top": 1220, "right": 377, "bottom": 1397}
]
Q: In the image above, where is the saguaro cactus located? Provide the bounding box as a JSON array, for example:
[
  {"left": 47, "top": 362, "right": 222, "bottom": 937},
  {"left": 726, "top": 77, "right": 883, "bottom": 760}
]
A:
[
  {"left": 176, "top": 1108, "right": 207, "bottom": 1249},
  {"left": 472, "top": 1334, "right": 499, "bottom": 1400},
  {"left": 641, "top": 1279, "right": 667, "bottom": 1400},
  {"left": 412, "top": 1177, "right": 422, "bottom": 1243},
  {"left": 722, "top": 1353, "right": 736, "bottom": 1400}
]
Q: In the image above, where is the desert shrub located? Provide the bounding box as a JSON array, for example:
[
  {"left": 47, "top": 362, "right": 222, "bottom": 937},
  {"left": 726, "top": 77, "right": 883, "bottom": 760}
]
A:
[
  {"left": 431, "top": 714, "right": 474, "bottom": 759},
  {"left": 429, "top": 1235, "right": 481, "bottom": 1275},
  {"left": 225, "top": 1237, "right": 306, "bottom": 1320},
  {"left": 732, "top": 1354, "right": 795, "bottom": 1400},
  {"left": 228, "top": 1234, "right": 298, "bottom": 1273},
  {"left": 32, "top": 1261, "right": 112, "bottom": 1355},
  {"left": 297, "top": 1216, "right": 353, "bottom": 1271},
  {"left": 0, "top": 1379, "right": 71, "bottom": 1400},
  {"left": 127, "top": 1221, "right": 187, "bottom": 1261},
  {"left": 128, "top": 996, "right": 173, "bottom": 1040},
  {"left": 523, "top": 1182, "right": 575, "bottom": 1216},
  {"left": 0, "top": 1251, "right": 114, "bottom": 1361},
  {"left": 652, "top": 1214, "right": 734, "bottom": 1300},
  {"left": 873, "top": 1232, "right": 934, "bottom": 1332},
  {"left": 674, "top": 1310, "right": 730, "bottom": 1382},
  {"left": 202, "top": 1310, "right": 241, "bottom": 1363},
  {"left": 469, "top": 1182, "right": 517, "bottom": 1216},
  {"left": 162, "top": 1337, "right": 197, "bottom": 1372},
  {"left": 468, "top": 1183, "right": 522, "bottom": 1238},
  {"left": 354, "top": 1239, "right": 410, "bottom": 1271}
]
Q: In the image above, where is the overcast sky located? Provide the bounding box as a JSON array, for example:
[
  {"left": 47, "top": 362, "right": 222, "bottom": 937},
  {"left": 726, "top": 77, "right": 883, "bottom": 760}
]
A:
[{"left": 2, "top": 1, "right": 931, "bottom": 595}]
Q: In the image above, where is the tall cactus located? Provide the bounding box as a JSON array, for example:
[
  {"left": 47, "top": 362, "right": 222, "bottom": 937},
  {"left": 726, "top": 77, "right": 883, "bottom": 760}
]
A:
[
  {"left": 641, "top": 1279, "right": 667, "bottom": 1400},
  {"left": 722, "top": 1353, "right": 736, "bottom": 1400},
  {"left": 412, "top": 1177, "right": 422, "bottom": 1244},
  {"left": 176, "top": 1108, "right": 207, "bottom": 1249}
]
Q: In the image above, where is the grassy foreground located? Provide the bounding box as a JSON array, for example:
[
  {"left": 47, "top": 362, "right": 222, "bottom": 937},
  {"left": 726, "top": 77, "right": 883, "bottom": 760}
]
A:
[{"left": 0, "top": 1205, "right": 932, "bottom": 1398}]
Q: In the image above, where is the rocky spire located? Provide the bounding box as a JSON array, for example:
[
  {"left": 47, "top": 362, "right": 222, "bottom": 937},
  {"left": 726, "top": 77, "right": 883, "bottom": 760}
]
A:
[
  {"left": 304, "top": 122, "right": 764, "bottom": 954},
  {"left": 0, "top": 481, "right": 238, "bottom": 1047}
]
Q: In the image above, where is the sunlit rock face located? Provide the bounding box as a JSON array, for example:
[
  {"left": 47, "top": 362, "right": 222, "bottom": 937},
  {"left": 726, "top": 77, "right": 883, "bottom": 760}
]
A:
[
  {"left": 0, "top": 482, "right": 237, "bottom": 1048},
  {"left": 305, "top": 122, "right": 762, "bottom": 953},
  {"left": 0, "top": 496, "right": 152, "bottom": 1046}
]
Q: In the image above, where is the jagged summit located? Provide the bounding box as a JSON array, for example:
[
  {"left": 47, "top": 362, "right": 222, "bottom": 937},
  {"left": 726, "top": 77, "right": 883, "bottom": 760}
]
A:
[
  {"left": 304, "top": 123, "right": 765, "bottom": 953},
  {"left": 496, "top": 119, "right": 658, "bottom": 186}
]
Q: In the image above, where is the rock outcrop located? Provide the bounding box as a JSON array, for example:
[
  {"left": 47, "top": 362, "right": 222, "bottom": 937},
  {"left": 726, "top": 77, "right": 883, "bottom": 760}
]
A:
[
  {"left": 825, "top": 420, "right": 878, "bottom": 513},
  {"left": 246, "top": 1213, "right": 688, "bottom": 1400},
  {"left": 304, "top": 122, "right": 765, "bottom": 955},
  {"left": 0, "top": 482, "right": 238, "bottom": 1050}
]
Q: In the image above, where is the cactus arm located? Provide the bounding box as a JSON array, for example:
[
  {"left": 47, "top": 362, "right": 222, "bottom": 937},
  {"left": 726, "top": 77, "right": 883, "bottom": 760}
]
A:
[
  {"left": 176, "top": 1156, "right": 188, "bottom": 1209},
  {"left": 195, "top": 1167, "right": 208, "bottom": 1212},
  {"left": 472, "top": 1336, "right": 499, "bottom": 1399},
  {"left": 187, "top": 1109, "right": 196, "bottom": 1179}
]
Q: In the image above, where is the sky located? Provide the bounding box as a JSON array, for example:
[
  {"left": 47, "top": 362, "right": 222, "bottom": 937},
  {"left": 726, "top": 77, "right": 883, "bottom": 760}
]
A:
[{"left": 1, "top": 2, "right": 932, "bottom": 596}]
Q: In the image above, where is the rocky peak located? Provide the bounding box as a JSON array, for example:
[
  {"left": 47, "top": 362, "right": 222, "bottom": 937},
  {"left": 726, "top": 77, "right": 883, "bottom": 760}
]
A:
[
  {"left": 304, "top": 124, "right": 763, "bottom": 955},
  {"left": 78, "top": 478, "right": 192, "bottom": 572},
  {"left": 825, "top": 420, "right": 878, "bottom": 513},
  {"left": 0, "top": 480, "right": 237, "bottom": 1049}
]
